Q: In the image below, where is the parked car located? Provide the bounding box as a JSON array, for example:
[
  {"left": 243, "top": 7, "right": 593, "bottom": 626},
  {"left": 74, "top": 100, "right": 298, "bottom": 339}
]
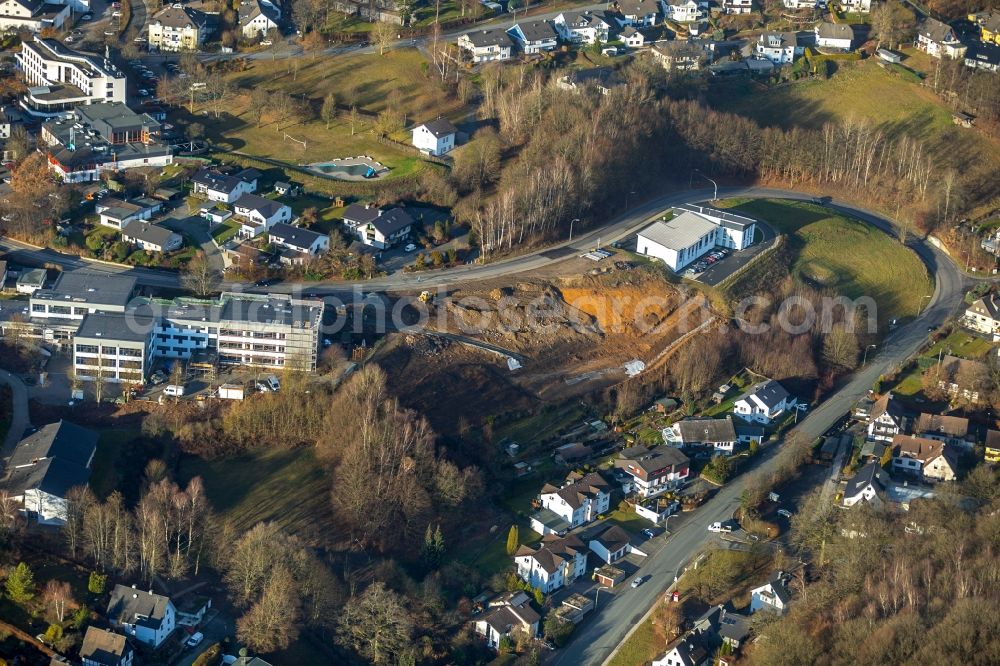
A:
[
  {"left": 404, "top": 243, "right": 417, "bottom": 252},
  {"left": 265, "top": 375, "right": 280, "bottom": 392},
  {"left": 163, "top": 384, "right": 185, "bottom": 397},
  {"left": 260, "top": 39, "right": 272, "bottom": 46},
  {"left": 642, "top": 528, "right": 655, "bottom": 539},
  {"left": 185, "top": 632, "right": 204, "bottom": 648},
  {"left": 630, "top": 576, "right": 647, "bottom": 588},
  {"left": 777, "top": 509, "right": 793, "bottom": 518}
]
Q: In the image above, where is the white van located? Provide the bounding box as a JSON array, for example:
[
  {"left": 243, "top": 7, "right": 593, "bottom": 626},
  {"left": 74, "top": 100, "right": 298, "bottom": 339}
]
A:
[
  {"left": 265, "top": 375, "right": 280, "bottom": 392},
  {"left": 163, "top": 384, "right": 185, "bottom": 397}
]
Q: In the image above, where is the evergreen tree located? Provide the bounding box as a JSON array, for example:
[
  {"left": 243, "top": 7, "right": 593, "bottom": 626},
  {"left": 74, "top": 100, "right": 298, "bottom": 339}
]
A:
[
  {"left": 5, "top": 562, "right": 35, "bottom": 604},
  {"left": 433, "top": 525, "right": 445, "bottom": 561},
  {"left": 506, "top": 525, "right": 519, "bottom": 556},
  {"left": 88, "top": 572, "right": 107, "bottom": 595},
  {"left": 421, "top": 524, "right": 444, "bottom": 570}
]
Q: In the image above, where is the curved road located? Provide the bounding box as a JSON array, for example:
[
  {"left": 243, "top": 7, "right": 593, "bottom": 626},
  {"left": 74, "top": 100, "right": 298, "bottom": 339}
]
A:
[{"left": 0, "top": 369, "right": 30, "bottom": 472}]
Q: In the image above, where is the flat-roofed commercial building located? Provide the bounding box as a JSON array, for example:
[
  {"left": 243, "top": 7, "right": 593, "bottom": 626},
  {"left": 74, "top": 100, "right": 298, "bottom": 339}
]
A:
[
  {"left": 637, "top": 204, "right": 757, "bottom": 271},
  {"left": 73, "top": 312, "right": 155, "bottom": 384},
  {"left": 16, "top": 37, "right": 126, "bottom": 118}
]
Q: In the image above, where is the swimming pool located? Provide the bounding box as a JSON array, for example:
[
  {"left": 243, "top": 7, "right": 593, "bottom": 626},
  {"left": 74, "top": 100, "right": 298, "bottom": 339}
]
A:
[{"left": 306, "top": 156, "right": 387, "bottom": 180}]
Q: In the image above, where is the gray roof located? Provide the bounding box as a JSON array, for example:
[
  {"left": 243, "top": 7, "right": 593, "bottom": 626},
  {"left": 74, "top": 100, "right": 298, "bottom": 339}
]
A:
[
  {"left": 151, "top": 4, "right": 206, "bottom": 29},
  {"left": 107, "top": 585, "right": 172, "bottom": 631},
  {"left": 462, "top": 28, "right": 515, "bottom": 49},
  {"left": 870, "top": 391, "right": 905, "bottom": 423},
  {"left": 590, "top": 524, "right": 631, "bottom": 553},
  {"left": 239, "top": 0, "right": 280, "bottom": 26},
  {"left": 765, "top": 571, "right": 792, "bottom": 604},
  {"left": 675, "top": 416, "right": 737, "bottom": 444},
  {"left": 514, "top": 534, "right": 586, "bottom": 575},
  {"left": 122, "top": 221, "right": 179, "bottom": 249},
  {"left": 218, "top": 294, "right": 321, "bottom": 327},
  {"left": 540, "top": 472, "right": 609, "bottom": 510},
  {"left": 617, "top": 445, "right": 689, "bottom": 476},
  {"left": 75, "top": 312, "right": 154, "bottom": 343},
  {"left": 33, "top": 270, "right": 136, "bottom": 307},
  {"left": 560, "top": 10, "right": 610, "bottom": 28},
  {"left": 9, "top": 421, "right": 97, "bottom": 469},
  {"left": 17, "top": 268, "right": 46, "bottom": 287},
  {"left": 191, "top": 167, "right": 260, "bottom": 193},
  {"left": 268, "top": 222, "right": 326, "bottom": 251},
  {"left": 919, "top": 17, "right": 957, "bottom": 44},
  {"left": 417, "top": 116, "right": 457, "bottom": 138},
  {"left": 740, "top": 379, "right": 790, "bottom": 411},
  {"left": 3, "top": 457, "right": 90, "bottom": 498},
  {"left": 675, "top": 203, "right": 755, "bottom": 231},
  {"left": 915, "top": 413, "right": 969, "bottom": 438},
  {"left": 815, "top": 22, "right": 853, "bottom": 41},
  {"left": 79, "top": 627, "right": 131, "bottom": 665},
  {"left": 562, "top": 66, "right": 626, "bottom": 89},
  {"left": 234, "top": 193, "right": 287, "bottom": 219},
  {"left": 615, "top": 0, "right": 658, "bottom": 16},
  {"left": 371, "top": 208, "right": 414, "bottom": 236},
  {"left": 967, "top": 293, "right": 1000, "bottom": 320},
  {"left": 638, "top": 211, "right": 718, "bottom": 251},
  {"left": 511, "top": 20, "right": 558, "bottom": 43},
  {"left": 758, "top": 31, "right": 799, "bottom": 48},
  {"left": 966, "top": 40, "right": 1000, "bottom": 66},
  {"left": 342, "top": 202, "right": 382, "bottom": 225},
  {"left": 844, "top": 461, "right": 889, "bottom": 499}
]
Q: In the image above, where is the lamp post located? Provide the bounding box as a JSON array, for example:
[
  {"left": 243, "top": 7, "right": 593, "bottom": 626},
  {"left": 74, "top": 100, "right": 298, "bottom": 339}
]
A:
[
  {"left": 919, "top": 294, "right": 932, "bottom": 315},
  {"left": 694, "top": 170, "right": 718, "bottom": 201},
  {"left": 663, "top": 512, "right": 676, "bottom": 535},
  {"left": 625, "top": 190, "right": 636, "bottom": 210},
  {"left": 595, "top": 585, "right": 611, "bottom": 609},
  {"left": 569, "top": 218, "right": 579, "bottom": 242},
  {"left": 862, "top": 343, "right": 876, "bottom": 366}
]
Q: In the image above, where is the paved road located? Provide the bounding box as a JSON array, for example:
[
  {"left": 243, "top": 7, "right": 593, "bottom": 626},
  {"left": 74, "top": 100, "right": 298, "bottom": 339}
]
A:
[
  {"left": 0, "top": 368, "right": 30, "bottom": 472},
  {"left": 550, "top": 201, "right": 966, "bottom": 666}
]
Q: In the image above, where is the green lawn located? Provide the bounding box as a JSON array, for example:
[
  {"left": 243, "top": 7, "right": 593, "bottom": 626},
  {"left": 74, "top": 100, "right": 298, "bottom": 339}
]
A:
[
  {"left": 454, "top": 523, "right": 542, "bottom": 579},
  {"left": 720, "top": 199, "right": 933, "bottom": 326},
  {"left": 89, "top": 428, "right": 161, "bottom": 503},
  {"left": 606, "top": 614, "right": 659, "bottom": 666},
  {"left": 210, "top": 218, "right": 241, "bottom": 244},
  {"left": 177, "top": 446, "right": 336, "bottom": 543},
  {"left": 926, "top": 329, "right": 993, "bottom": 360},
  {"left": 606, "top": 506, "right": 654, "bottom": 532}
]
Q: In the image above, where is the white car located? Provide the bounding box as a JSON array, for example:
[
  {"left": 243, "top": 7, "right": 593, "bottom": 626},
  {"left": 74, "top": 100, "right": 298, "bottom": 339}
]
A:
[
  {"left": 630, "top": 576, "right": 646, "bottom": 588},
  {"left": 777, "top": 509, "right": 793, "bottom": 518},
  {"left": 112, "top": 11, "right": 121, "bottom": 17},
  {"left": 708, "top": 522, "right": 723, "bottom": 533},
  {"left": 404, "top": 243, "right": 417, "bottom": 252},
  {"left": 260, "top": 39, "right": 272, "bottom": 46},
  {"left": 185, "top": 632, "right": 204, "bottom": 648}
]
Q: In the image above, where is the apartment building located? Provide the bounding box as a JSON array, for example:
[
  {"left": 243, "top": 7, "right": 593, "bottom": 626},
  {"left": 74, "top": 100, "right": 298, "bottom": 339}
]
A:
[
  {"left": 148, "top": 4, "right": 210, "bottom": 52},
  {"left": 73, "top": 312, "right": 155, "bottom": 384},
  {"left": 16, "top": 37, "right": 127, "bottom": 117}
]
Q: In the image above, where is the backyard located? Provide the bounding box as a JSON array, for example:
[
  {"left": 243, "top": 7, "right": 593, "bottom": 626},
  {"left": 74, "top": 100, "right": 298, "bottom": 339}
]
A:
[{"left": 719, "top": 198, "right": 934, "bottom": 326}]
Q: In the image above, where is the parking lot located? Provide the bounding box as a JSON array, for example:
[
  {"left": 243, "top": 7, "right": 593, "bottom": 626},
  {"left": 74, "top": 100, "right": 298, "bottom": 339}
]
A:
[{"left": 690, "top": 222, "right": 778, "bottom": 286}]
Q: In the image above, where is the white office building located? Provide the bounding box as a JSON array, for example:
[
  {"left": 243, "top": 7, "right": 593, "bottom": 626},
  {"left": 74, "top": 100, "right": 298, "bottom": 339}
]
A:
[
  {"left": 636, "top": 204, "right": 756, "bottom": 271},
  {"left": 16, "top": 37, "right": 127, "bottom": 118}
]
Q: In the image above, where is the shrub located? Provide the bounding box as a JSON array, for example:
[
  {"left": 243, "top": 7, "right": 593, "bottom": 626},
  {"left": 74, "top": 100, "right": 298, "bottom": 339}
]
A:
[{"left": 87, "top": 572, "right": 107, "bottom": 595}]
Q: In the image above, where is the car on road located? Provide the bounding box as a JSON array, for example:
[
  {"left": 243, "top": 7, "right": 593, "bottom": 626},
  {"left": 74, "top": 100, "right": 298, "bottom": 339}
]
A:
[
  {"left": 404, "top": 243, "right": 417, "bottom": 252},
  {"left": 255, "top": 277, "right": 279, "bottom": 287},
  {"left": 777, "top": 509, "right": 793, "bottom": 518},
  {"left": 642, "top": 528, "right": 655, "bottom": 539},
  {"left": 185, "top": 632, "right": 204, "bottom": 648},
  {"left": 65, "top": 36, "right": 75, "bottom": 42},
  {"left": 112, "top": 10, "right": 121, "bottom": 17},
  {"left": 630, "top": 576, "right": 647, "bottom": 588},
  {"left": 708, "top": 521, "right": 734, "bottom": 533},
  {"left": 260, "top": 39, "right": 272, "bottom": 46}
]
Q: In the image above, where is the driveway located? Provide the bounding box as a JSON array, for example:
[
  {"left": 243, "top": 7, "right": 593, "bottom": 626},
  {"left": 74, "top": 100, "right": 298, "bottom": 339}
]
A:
[
  {"left": 0, "top": 368, "right": 30, "bottom": 471},
  {"left": 172, "top": 610, "right": 231, "bottom": 666}
]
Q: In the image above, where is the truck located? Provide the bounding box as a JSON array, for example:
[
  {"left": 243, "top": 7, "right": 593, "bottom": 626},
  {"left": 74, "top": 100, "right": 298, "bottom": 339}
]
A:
[{"left": 163, "top": 384, "right": 185, "bottom": 397}]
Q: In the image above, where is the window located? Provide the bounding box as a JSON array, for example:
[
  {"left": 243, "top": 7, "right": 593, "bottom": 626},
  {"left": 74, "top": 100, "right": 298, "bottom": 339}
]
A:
[
  {"left": 76, "top": 344, "right": 99, "bottom": 354},
  {"left": 102, "top": 346, "right": 117, "bottom": 355},
  {"left": 48, "top": 305, "right": 71, "bottom": 315},
  {"left": 119, "top": 348, "right": 142, "bottom": 357}
]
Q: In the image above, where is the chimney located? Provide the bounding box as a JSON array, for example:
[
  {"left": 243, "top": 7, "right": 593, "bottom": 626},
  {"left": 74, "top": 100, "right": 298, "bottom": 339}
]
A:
[{"left": 131, "top": 584, "right": 137, "bottom": 589}]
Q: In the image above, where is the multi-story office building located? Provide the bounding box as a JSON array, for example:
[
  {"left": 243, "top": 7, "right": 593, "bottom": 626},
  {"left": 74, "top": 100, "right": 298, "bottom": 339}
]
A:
[
  {"left": 73, "top": 312, "right": 155, "bottom": 384},
  {"left": 16, "top": 37, "right": 126, "bottom": 118}
]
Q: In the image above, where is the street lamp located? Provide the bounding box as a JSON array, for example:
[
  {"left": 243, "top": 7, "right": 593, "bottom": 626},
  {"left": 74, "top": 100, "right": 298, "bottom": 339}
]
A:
[
  {"left": 663, "top": 513, "right": 677, "bottom": 534},
  {"left": 919, "top": 294, "right": 932, "bottom": 315},
  {"left": 694, "top": 170, "right": 718, "bottom": 201},
  {"left": 862, "top": 343, "right": 876, "bottom": 366},
  {"left": 595, "top": 585, "right": 611, "bottom": 609},
  {"left": 625, "top": 190, "right": 637, "bottom": 210},
  {"left": 569, "top": 218, "right": 579, "bottom": 242}
]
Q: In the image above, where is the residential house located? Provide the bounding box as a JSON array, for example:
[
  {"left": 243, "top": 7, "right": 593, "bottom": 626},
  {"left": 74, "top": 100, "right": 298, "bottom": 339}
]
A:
[
  {"left": 553, "top": 10, "right": 611, "bottom": 44},
  {"left": 531, "top": 472, "right": 610, "bottom": 535},
  {"left": 122, "top": 222, "right": 183, "bottom": 253},
  {"left": 890, "top": 435, "right": 957, "bottom": 482},
  {"left": 970, "top": 10, "right": 1000, "bottom": 44},
  {"left": 964, "top": 292, "right": 1000, "bottom": 339},
  {"left": 613, "top": 0, "right": 659, "bottom": 26},
  {"left": 664, "top": 416, "right": 739, "bottom": 455},
  {"left": 754, "top": 31, "right": 804, "bottom": 64},
  {"left": 842, "top": 461, "right": 890, "bottom": 507},
  {"left": 867, "top": 392, "right": 906, "bottom": 442},
  {"left": 273, "top": 181, "right": 299, "bottom": 197},
  {"left": 620, "top": 25, "right": 644, "bottom": 47},
  {"left": 0, "top": 420, "right": 97, "bottom": 525},
  {"left": 985, "top": 429, "right": 1000, "bottom": 464},
  {"left": 840, "top": 0, "right": 870, "bottom": 10},
  {"left": 914, "top": 413, "right": 972, "bottom": 449},
  {"left": 96, "top": 198, "right": 161, "bottom": 230},
  {"left": 457, "top": 28, "right": 515, "bottom": 63},
  {"left": 233, "top": 193, "right": 292, "bottom": 239},
  {"left": 964, "top": 40, "right": 1000, "bottom": 72},
  {"left": 749, "top": 571, "right": 793, "bottom": 614},
  {"left": 148, "top": 4, "right": 210, "bottom": 52},
  {"left": 651, "top": 634, "right": 712, "bottom": 666},
  {"left": 733, "top": 379, "right": 793, "bottom": 424},
  {"left": 473, "top": 591, "right": 540, "bottom": 650},
  {"left": 0, "top": 0, "right": 71, "bottom": 34},
  {"left": 588, "top": 524, "right": 647, "bottom": 564},
  {"left": 734, "top": 421, "right": 765, "bottom": 447},
  {"left": 268, "top": 223, "right": 329, "bottom": 258},
  {"left": 80, "top": 627, "right": 133, "bottom": 666},
  {"left": 239, "top": 0, "right": 280, "bottom": 39},
  {"left": 859, "top": 439, "right": 889, "bottom": 465},
  {"left": 815, "top": 22, "right": 853, "bottom": 49},
  {"left": 16, "top": 267, "right": 46, "bottom": 294},
  {"left": 651, "top": 41, "right": 704, "bottom": 71},
  {"left": 692, "top": 603, "right": 751, "bottom": 653},
  {"left": 937, "top": 355, "right": 988, "bottom": 403},
  {"left": 783, "top": 0, "right": 817, "bottom": 8},
  {"left": 916, "top": 18, "right": 967, "bottom": 59},
  {"left": 723, "top": 0, "right": 753, "bottom": 14},
  {"left": 554, "top": 442, "right": 593, "bottom": 466},
  {"left": 200, "top": 206, "right": 232, "bottom": 225},
  {"left": 514, "top": 534, "right": 588, "bottom": 593},
  {"left": 664, "top": 0, "right": 699, "bottom": 22},
  {"left": 191, "top": 167, "right": 261, "bottom": 204},
  {"left": 615, "top": 445, "right": 690, "bottom": 497},
  {"left": 106, "top": 585, "right": 176, "bottom": 648},
  {"left": 507, "top": 20, "right": 558, "bottom": 54},
  {"left": 556, "top": 67, "right": 627, "bottom": 95},
  {"left": 411, "top": 117, "right": 457, "bottom": 156},
  {"left": 342, "top": 204, "right": 413, "bottom": 249}
]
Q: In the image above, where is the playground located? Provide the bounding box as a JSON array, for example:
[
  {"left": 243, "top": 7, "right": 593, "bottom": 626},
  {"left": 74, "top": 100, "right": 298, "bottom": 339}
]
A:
[{"left": 306, "top": 156, "right": 388, "bottom": 180}]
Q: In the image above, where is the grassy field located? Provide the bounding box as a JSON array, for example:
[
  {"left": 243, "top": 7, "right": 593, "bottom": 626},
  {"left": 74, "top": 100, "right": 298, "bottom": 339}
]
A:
[
  {"left": 721, "top": 198, "right": 933, "bottom": 326},
  {"left": 177, "top": 446, "right": 337, "bottom": 543},
  {"left": 710, "top": 60, "right": 1000, "bottom": 200},
  {"left": 893, "top": 328, "right": 991, "bottom": 398},
  {"left": 210, "top": 218, "right": 241, "bottom": 243},
  {"left": 606, "top": 614, "right": 659, "bottom": 666},
  {"left": 193, "top": 50, "right": 465, "bottom": 177}
]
